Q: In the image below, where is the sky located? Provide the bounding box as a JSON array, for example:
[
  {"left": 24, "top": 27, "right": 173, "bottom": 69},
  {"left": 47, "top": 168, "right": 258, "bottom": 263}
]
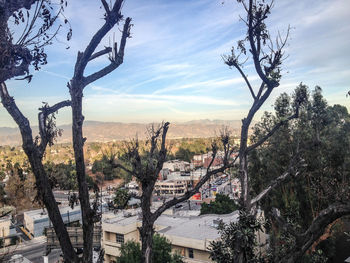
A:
[{"left": 1, "top": 0, "right": 350, "bottom": 127}]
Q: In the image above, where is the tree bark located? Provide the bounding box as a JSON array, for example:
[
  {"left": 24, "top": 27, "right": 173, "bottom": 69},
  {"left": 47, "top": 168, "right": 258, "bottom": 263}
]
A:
[
  {"left": 70, "top": 82, "right": 94, "bottom": 263},
  {"left": 0, "top": 82, "right": 79, "bottom": 262},
  {"left": 140, "top": 179, "right": 156, "bottom": 263}
]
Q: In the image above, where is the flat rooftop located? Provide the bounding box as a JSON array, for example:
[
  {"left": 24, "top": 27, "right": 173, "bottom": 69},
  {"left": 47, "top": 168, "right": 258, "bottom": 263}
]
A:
[
  {"left": 103, "top": 209, "right": 239, "bottom": 241},
  {"left": 24, "top": 206, "right": 81, "bottom": 221}
]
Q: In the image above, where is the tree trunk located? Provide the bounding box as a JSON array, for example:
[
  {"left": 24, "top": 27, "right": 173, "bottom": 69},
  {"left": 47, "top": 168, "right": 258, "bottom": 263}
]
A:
[
  {"left": 140, "top": 182, "right": 156, "bottom": 263},
  {"left": 140, "top": 222, "right": 154, "bottom": 263},
  {"left": 0, "top": 82, "right": 79, "bottom": 262},
  {"left": 70, "top": 84, "right": 94, "bottom": 263},
  {"left": 27, "top": 151, "right": 79, "bottom": 263}
]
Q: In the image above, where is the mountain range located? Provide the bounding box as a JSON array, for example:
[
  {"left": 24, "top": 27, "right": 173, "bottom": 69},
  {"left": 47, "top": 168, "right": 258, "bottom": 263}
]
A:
[{"left": 0, "top": 120, "right": 244, "bottom": 146}]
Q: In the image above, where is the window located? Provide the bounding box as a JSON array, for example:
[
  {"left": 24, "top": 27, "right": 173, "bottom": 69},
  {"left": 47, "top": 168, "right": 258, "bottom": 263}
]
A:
[
  {"left": 116, "top": 233, "right": 124, "bottom": 244},
  {"left": 188, "top": 248, "right": 194, "bottom": 258}
]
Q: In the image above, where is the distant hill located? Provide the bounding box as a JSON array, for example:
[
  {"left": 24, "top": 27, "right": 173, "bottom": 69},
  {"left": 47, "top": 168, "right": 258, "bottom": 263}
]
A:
[{"left": 0, "top": 120, "right": 245, "bottom": 146}]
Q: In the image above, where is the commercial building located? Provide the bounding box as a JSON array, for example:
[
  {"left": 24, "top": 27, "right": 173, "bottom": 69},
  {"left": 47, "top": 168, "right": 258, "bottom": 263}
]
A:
[
  {"left": 23, "top": 206, "right": 81, "bottom": 237},
  {"left": 102, "top": 210, "right": 242, "bottom": 263}
]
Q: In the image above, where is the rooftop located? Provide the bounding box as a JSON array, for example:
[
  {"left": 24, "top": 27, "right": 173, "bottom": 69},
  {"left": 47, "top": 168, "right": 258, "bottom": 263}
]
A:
[
  {"left": 24, "top": 206, "right": 81, "bottom": 221},
  {"left": 103, "top": 209, "right": 239, "bottom": 241}
]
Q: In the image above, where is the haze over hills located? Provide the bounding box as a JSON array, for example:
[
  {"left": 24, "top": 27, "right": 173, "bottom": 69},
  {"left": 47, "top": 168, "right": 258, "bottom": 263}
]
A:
[{"left": 0, "top": 120, "right": 245, "bottom": 146}]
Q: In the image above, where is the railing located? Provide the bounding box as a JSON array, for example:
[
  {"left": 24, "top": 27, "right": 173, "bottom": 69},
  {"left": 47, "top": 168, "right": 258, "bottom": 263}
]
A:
[{"left": 46, "top": 225, "right": 101, "bottom": 249}]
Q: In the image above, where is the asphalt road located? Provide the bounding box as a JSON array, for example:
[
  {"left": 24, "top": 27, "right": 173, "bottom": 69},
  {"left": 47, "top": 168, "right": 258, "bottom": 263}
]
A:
[{"left": 2, "top": 238, "right": 61, "bottom": 263}]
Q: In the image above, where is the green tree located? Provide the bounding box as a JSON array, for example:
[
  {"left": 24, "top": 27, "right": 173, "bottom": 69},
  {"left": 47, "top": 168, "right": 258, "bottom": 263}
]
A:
[
  {"left": 200, "top": 194, "right": 238, "bottom": 215},
  {"left": 209, "top": 210, "right": 263, "bottom": 263},
  {"left": 113, "top": 188, "right": 130, "bottom": 209},
  {"left": 117, "top": 234, "right": 184, "bottom": 263},
  {"left": 249, "top": 86, "right": 350, "bottom": 262},
  {"left": 175, "top": 147, "right": 194, "bottom": 162},
  {"left": 117, "top": 241, "right": 141, "bottom": 263}
]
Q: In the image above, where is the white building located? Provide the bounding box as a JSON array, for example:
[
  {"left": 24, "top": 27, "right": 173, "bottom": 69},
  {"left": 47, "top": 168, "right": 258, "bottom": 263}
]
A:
[
  {"left": 162, "top": 160, "right": 192, "bottom": 172},
  {"left": 102, "top": 210, "right": 243, "bottom": 263},
  {"left": 23, "top": 206, "right": 81, "bottom": 237}
]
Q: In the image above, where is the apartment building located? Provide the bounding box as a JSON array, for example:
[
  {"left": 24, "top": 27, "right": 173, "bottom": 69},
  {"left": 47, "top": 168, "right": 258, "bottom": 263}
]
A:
[
  {"left": 102, "top": 210, "right": 240, "bottom": 263},
  {"left": 162, "top": 160, "right": 192, "bottom": 172},
  {"left": 154, "top": 180, "right": 187, "bottom": 196}
]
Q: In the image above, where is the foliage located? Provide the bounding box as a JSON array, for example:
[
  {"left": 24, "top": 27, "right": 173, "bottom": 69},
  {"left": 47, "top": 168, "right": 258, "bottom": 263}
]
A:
[
  {"left": 92, "top": 152, "right": 130, "bottom": 181},
  {"left": 43, "top": 161, "right": 95, "bottom": 190},
  {"left": 249, "top": 85, "right": 350, "bottom": 260},
  {"left": 171, "top": 138, "right": 212, "bottom": 162},
  {"left": 4, "top": 163, "right": 38, "bottom": 211},
  {"left": 200, "top": 194, "right": 238, "bottom": 215},
  {"left": 209, "top": 209, "right": 264, "bottom": 263},
  {"left": 113, "top": 188, "right": 130, "bottom": 209},
  {"left": 45, "top": 161, "right": 77, "bottom": 190},
  {"left": 117, "top": 234, "right": 184, "bottom": 263},
  {"left": 117, "top": 241, "right": 141, "bottom": 263},
  {"left": 175, "top": 147, "right": 194, "bottom": 162}
]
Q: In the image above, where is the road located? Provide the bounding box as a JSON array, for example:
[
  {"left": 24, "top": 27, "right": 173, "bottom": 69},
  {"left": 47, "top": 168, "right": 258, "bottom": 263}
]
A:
[{"left": 2, "top": 237, "right": 61, "bottom": 263}]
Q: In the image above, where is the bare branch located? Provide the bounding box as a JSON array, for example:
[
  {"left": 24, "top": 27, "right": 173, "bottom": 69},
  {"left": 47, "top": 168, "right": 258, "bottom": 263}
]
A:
[
  {"left": 0, "top": 82, "right": 33, "bottom": 143},
  {"left": 154, "top": 154, "right": 238, "bottom": 218},
  {"left": 101, "top": 0, "right": 111, "bottom": 15},
  {"left": 251, "top": 171, "right": 299, "bottom": 207},
  {"left": 37, "top": 100, "right": 71, "bottom": 156},
  {"left": 112, "top": 162, "right": 133, "bottom": 176},
  {"left": 246, "top": 110, "right": 298, "bottom": 153},
  {"left": 88, "top": 47, "right": 112, "bottom": 61},
  {"left": 234, "top": 63, "right": 256, "bottom": 100},
  {"left": 256, "top": 81, "right": 265, "bottom": 100},
  {"left": 83, "top": 17, "right": 131, "bottom": 86},
  {"left": 73, "top": 0, "right": 125, "bottom": 79}
]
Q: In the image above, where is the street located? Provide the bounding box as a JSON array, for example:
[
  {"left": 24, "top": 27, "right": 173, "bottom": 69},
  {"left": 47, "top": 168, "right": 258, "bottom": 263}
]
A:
[{"left": 2, "top": 237, "right": 61, "bottom": 263}]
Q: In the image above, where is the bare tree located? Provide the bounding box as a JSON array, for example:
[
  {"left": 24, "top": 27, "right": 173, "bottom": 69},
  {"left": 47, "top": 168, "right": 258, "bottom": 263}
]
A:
[
  {"left": 1, "top": 0, "right": 131, "bottom": 262},
  {"left": 215, "top": 0, "right": 350, "bottom": 262},
  {"left": 114, "top": 122, "right": 237, "bottom": 263},
  {"left": 0, "top": 1, "right": 79, "bottom": 261},
  {"left": 68, "top": 0, "right": 131, "bottom": 261}
]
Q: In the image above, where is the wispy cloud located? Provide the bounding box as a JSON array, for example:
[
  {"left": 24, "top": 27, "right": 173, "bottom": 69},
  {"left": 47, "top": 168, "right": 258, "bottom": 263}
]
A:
[{"left": 1, "top": 0, "right": 349, "bottom": 127}]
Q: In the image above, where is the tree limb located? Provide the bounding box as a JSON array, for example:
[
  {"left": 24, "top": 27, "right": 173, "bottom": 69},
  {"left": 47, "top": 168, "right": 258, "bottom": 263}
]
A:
[
  {"left": 37, "top": 100, "right": 71, "bottom": 156},
  {"left": 83, "top": 17, "right": 131, "bottom": 86},
  {"left": 101, "top": 0, "right": 110, "bottom": 15},
  {"left": 247, "top": 0, "right": 276, "bottom": 89},
  {"left": 246, "top": 110, "right": 298, "bottom": 153},
  {"left": 88, "top": 47, "right": 112, "bottom": 61},
  {"left": 112, "top": 162, "right": 133, "bottom": 176},
  {"left": 153, "top": 155, "right": 238, "bottom": 218},
  {"left": 298, "top": 202, "right": 350, "bottom": 256},
  {"left": 73, "top": 0, "right": 125, "bottom": 79},
  {"left": 281, "top": 203, "right": 350, "bottom": 263},
  {"left": 270, "top": 207, "right": 298, "bottom": 236},
  {"left": 0, "top": 82, "right": 32, "bottom": 143},
  {"left": 233, "top": 63, "right": 256, "bottom": 100},
  {"left": 251, "top": 171, "right": 299, "bottom": 207}
]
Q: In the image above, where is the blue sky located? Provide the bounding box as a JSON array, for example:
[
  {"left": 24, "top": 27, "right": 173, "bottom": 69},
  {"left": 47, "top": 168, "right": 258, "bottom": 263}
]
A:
[{"left": 1, "top": 0, "right": 350, "bottom": 127}]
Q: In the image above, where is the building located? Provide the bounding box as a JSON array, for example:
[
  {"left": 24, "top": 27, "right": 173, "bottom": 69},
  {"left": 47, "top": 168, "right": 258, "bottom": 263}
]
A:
[
  {"left": 8, "top": 255, "right": 32, "bottom": 263},
  {"left": 102, "top": 210, "right": 241, "bottom": 263},
  {"left": 0, "top": 215, "right": 12, "bottom": 246},
  {"left": 23, "top": 206, "right": 81, "bottom": 237},
  {"left": 154, "top": 180, "right": 187, "bottom": 196},
  {"left": 162, "top": 160, "right": 192, "bottom": 172}
]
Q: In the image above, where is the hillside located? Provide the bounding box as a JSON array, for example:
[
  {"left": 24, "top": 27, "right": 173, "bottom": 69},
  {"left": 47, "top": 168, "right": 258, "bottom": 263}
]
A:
[{"left": 0, "top": 120, "right": 244, "bottom": 146}]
